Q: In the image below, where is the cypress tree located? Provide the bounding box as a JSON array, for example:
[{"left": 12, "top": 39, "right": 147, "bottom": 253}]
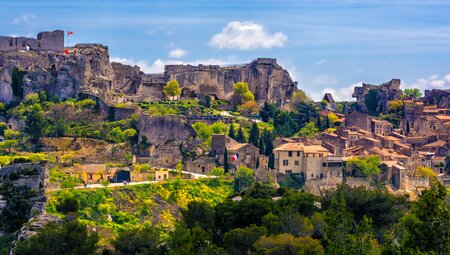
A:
[
  {"left": 325, "top": 116, "right": 330, "bottom": 129},
  {"left": 406, "top": 121, "right": 410, "bottom": 135},
  {"left": 248, "top": 121, "right": 260, "bottom": 146},
  {"left": 237, "top": 126, "right": 245, "bottom": 143},
  {"left": 258, "top": 136, "right": 265, "bottom": 155},
  {"left": 228, "top": 123, "right": 236, "bottom": 139},
  {"left": 317, "top": 115, "right": 323, "bottom": 131},
  {"left": 263, "top": 129, "right": 274, "bottom": 157},
  {"left": 224, "top": 148, "right": 229, "bottom": 173}
]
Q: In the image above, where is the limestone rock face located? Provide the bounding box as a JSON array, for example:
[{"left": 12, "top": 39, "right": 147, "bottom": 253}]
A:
[
  {"left": 352, "top": 79, "right": 403, "bottom": 114},
  {"left": 139, "top": 114, "right": 197, "bottom": 145},
  {"left": 423, "top": 89, "right": 450, "bottom": 107},
  {"left": 0, "top": 44, "right": 115, "bottom": 103},
  {"left": 114, "top": 58, "right": 298, "bottom": 104},
  {"left": 112, "top": 62, "right": 142, "bottom": 95}
]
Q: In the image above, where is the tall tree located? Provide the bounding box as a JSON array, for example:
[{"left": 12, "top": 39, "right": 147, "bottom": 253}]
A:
[
  {"left": 406, "top": 121, "right": 410, "bottom": 135},
  {"left": 236, "top": 126, "right": 245, "bottom": 143},
  {"left": 263, "top": 129, "right": 275, "bottom": 169},
  {"left": 248, "top": 121, "right": 260, "bottom": 147},
  {"left": 259, "top": 101, "right": 278, "bottom": 122},
  {"left": 24, "top": 104, "right": 46, "bottom": 142},
  {"left": 258, "top": 136, "right": 265, "bottom": 155},
  {"left": 224, "top": 148, "right": 229, "bottom": 173},
  {"left": 316, "top": 115, "right": 323, "bottom": 131},
  {"left": 238, "top": 101, "right": 258, "bottom": 117},
  {"left": 228, "top": 123, "right": 236, "bottom": 140},
  {"left": 163, "top": 79, "right": 181, "bottom": 100}
]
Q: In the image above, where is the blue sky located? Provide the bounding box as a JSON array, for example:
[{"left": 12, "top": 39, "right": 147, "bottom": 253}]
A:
[{"left": 1, "top": 0, "right": 450, "bottom": 101}]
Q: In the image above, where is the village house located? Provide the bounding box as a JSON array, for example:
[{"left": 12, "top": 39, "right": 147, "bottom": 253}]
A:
[
  {"left": 212, "top": 134, "right": 259, "bottom": 171},
  {"left": 273, "top": 142, "right": 343, "bottom": 180},
  {"left": 371, "top": 119, "right": 393, "bottom": 136},
  {"left": 154, "top": 169, "right": 169, "bottom": 181},
  {"left": 185, "top": 157, "right": 216, "bottom": 175}
]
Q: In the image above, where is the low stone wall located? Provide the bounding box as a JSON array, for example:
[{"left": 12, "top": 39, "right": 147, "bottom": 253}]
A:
[
  {"left": 303, "top": 177, "right": 343, "bottom": 196},
  {"left": 406, "top": 176, "right": 429, "bottom": 190},
  {"left": 345, "top": 177, "right": 371, "bottom": 188}
]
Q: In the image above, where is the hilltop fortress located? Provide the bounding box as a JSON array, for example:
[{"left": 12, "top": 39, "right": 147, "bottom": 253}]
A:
[
  {"left": 0, "top": 29, "right": 297, "bottom": 105},
  {"left": 0, "top": 30, "right": 64, "bottom": 52}
]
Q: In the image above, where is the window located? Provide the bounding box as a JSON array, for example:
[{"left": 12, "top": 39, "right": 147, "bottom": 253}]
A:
[
  {"left": 322, "top": 162, "right": 327, "bottom": 167},
  {"left": 283, "top": 160, "right": 289, "bottom": 166},
  {"left": 88, "top": 174, "right": 93, "bottom": 180},
  {"left": 286, "top": 170, "right": 292, "bottom": 173},
  {"left": 295, "top": 161, "right": 299, "bottom": 166},
  {"left": 297, "top": 151, "right": 300, "bottom": 157},
  {"left": 288, "top": 151, "right": 293, "bottom": 157},
  {"left": 201, "top": 166, "right": 205, "bottom": 173},
  {"left": 311, "top": 174, "right": 314, "bottom": 177}
]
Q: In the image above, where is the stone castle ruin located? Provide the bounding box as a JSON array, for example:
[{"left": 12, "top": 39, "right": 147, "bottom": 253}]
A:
[
  {"left": 352, "top": 79, "right": 403, "bottom": 114},
  {"left": 0, "top": 30, "right": 64, "bottom": 52}
]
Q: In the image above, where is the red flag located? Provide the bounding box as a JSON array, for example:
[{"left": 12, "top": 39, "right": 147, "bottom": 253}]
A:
[
  {"left": 67, "top": 31, "right": 73, "bottom": 35},
  {"left": 64, "top": 49, "right": 69, "bottom": 55}
]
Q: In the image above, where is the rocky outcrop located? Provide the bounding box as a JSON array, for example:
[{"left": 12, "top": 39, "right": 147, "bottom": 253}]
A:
[
  {"left": 0, "top": 44, "right": 115, "bottom": 103},
  {"left": 138, "top": 114, "right": 199, "bottom": 167},
  {"left": 423, "top": 89, "right": 450, "bottom": 107},
  {"left": 114, "top": 58, "right": 298, "bottom": 105},
  {"left": 139, "top": 114, "right": 197, "bottom": 145},
  {"left": 352, "top": 79, "right": 403, "bottom": 114}
]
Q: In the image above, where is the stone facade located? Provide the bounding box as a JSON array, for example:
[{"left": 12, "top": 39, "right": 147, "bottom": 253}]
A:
[{"left": 0, "top": 30, "right": 64, "bottom": 52}]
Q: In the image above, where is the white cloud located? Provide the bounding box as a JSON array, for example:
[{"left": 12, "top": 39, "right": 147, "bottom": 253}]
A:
[
  {"left": 311, "top": 82, "right": 361, "bottom": 102},
  {"left": 168, "top": 48, "right": 187, "bottom": 58},
  {"left": 12, "top": 13, "right": 36, "bottom": 24},
  {"left": 403, "top": 74, "right": 450, "bottom": 92},
  {"left": 210, "top": 21, "right": 287, "bottom": 50},
  {"left": 111, "top": 57, "right": 238, "bottom": 74},
  {"left": 312, "top": 75, "right": 338, "bottom": 86},
  {"left": 314, "top": 59, "right": 328, "bottom": 66}
]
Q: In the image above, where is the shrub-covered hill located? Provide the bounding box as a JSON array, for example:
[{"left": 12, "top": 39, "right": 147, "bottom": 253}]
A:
[{"left": 46, "top": 178, "right": 232, "bottom": 244}]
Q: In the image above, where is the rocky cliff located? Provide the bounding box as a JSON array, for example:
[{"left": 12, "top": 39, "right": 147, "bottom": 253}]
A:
[
  {"left": 0, "top": 44, "right": 115, "bottom": 103},
  {"left": 352, "top": 79, "right": 403, "bottom": 114},
  {"left": 138, "top": 114, "right": 199, "bottom": 167},
  {"left": 113, "top": 58, "right": 298, "bottom": 104}
]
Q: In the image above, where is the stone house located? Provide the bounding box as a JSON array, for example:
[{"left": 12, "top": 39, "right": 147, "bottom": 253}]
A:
[
  {"left": 185, "top": 157, "right": 216, "bottom": 174},
  {"left": 344, "top": 114, "right": 371, "bottom": 131},
  {"left": 273, "top": 142, "right": 343, "bottom": 180},
  {"left": 154, "top": 169, "right": 169, "bottom": 181},
  {"left": 353, "top": 137, "right": 382, "bottom": 149},
  {"left": 421, "top": 140, "right": 449, "bottom": 157},
  {"left": 371, "top": 119, "right": 393, "bottom": 136},
  {"left": 212, "top": 134, "right": 259, "bottom": 171}
]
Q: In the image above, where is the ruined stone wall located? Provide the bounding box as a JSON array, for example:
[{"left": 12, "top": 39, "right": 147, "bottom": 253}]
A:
[
  {"left": 352, "top": 79, "right": 402, "bottom": 114},
  {"left": 0, "top": 30, "right": 64, "bottom": 52}
]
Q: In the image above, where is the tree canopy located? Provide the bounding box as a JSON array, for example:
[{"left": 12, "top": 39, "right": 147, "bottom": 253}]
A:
[{"left": 163, "top": 79, "right": 182, "bottom": 100}]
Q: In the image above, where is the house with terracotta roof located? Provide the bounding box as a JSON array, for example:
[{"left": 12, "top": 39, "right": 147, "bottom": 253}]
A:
[
  {"left": 421, "top": 140, "right": 449, "bottom": 156},
  {"left": 273, "top": 142, "right": 343, "bottom": 180}
]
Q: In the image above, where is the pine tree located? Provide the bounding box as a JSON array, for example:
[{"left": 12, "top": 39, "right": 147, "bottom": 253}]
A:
[
  {"left": 317, "top": 115, "right": 323, "bottom": 131},
  {"left": 228, "top": 123, "right": 236, "bottom": 139},
  {"left": 325, "top": 116, "right": 330, "bottom": 129},
  {"left": 258, "top": 136, "right": 265, "bottom": 155},
  {"left": 224, "top": 148, "right": 229, "bottom": 173},
  {"left": 237, "top": 126, "right": 246, "bottom": 143},
  {"left": 248, "top": 121, "right": 260, "bottom": 146}
]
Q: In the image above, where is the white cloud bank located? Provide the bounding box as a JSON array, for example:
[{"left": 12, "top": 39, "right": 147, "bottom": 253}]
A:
[
  {"left": 210, "top": 21, "right": 287, "bottom": 50},
  {"left": 168, "top": 48, "right": 186, "bottom": 58},
  {"left": 311, "top": 82, "right": 362, "bottom": 102},
  {"left": 12, "top": 13, "right": 36, "bottom": 24},
  {"left": 403, "top": 74, "right": 450, "bottom": 92},
  {"left": 111, "top": 57, "right": 237, "bottom": 74}
]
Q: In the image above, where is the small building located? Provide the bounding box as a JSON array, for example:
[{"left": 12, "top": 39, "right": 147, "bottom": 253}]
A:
[
  {"left": 185, "top": 157, "right": 216, "bottom": 174},
  {"left": 212, "top": 134, "right": 259, "bottom": 171},
  {"left": 78, "top": 164, "right": 108, "bottom": 184},
  {"left": 154, "top": 169, "right": 169, "bottom": 181},
  {"left": 371, "top": 119, "right": 393, "bottom": 136}
]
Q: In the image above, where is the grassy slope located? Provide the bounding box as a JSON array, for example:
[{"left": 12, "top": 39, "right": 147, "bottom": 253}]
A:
[{"left": 46, "top": 178, "right": 233, "bottom": 245}]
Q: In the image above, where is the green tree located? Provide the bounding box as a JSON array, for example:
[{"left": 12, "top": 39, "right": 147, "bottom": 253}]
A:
[
  {"left": 163, "top": 79, "right": 182, "bottom": 100},
  {"left": 402, "top": 88, "right": 422, "bottom": 99},
  {"left": 223, "top": 225, "right": 267, "bottom": 255},
  {"left": 234, "top": 166, "right": 255, "bottom": 193},
  {"left": 390, "top": 179, "right": 450, "bottom": 254},
  {"left": 232, "top": 82, "right": 254, "bottom": 105},
  {"left": 297, "top": 121, "right": 319, "bottom": 138},
  {"left": 258, "top": 136, "right": 265, "bottom": 155},
  {"left": 182, "top": 201, "right": 215, "bottom": 235},
  {"left": 236, "top": 126, "right": 245, "bottom": 143},
  {"left": 364, "top": 89, "right": 380, "bottom": 116},
  {"left": 24, "top": 104, "right": 46, "bottom": 142},
  {"left": 0, "top": 122, "right": 7, "bottom": 136},
  {"left": 346, "top": 156, "right": 381, "bottom": 177},
  {"left": 113, "top": 223, "right": 164, "bottom": 255},
  {"left": 259, "top": 101, "right": 278, "bottom": 122},
  {"left": 444, "top": 155, "right": 450, "bottom": 174},
  {"left": 228, "top": 123, "right": 236, "bottom": 140},
  {"left": 248, "top": 122, "right": 260, "bottom": 147},
  {"left": 223, "top": 148, "right": 229, "bottom": 173},
  {"left": 15, "top": 220, "right": 99, "bottom": 255},
  {"left": 169, "top": 225, "right": 220, "bottom": 255},
  {"left": 273, "top": 111, "right": 298, "bottom": 137},
  {"left": 254, "top": 234, "right": 324, "bottom": 255},
  {"left": 263, "top": 129, "right": 274, "bottom": 169}
]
